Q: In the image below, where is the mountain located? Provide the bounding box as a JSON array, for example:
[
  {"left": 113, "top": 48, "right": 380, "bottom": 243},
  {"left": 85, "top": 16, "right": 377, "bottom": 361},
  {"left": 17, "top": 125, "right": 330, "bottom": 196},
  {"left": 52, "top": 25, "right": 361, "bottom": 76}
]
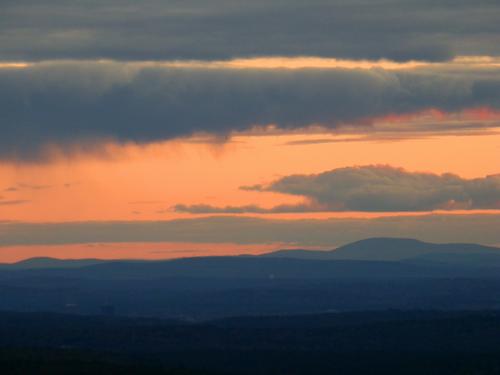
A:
[
  {"left": 1, "top": 254, "right": 500, "bottom": 284},
  {"left": 262, "top": 238, "right": 500, "bottom": 263},
  {"left": 3, "top": 239, "right": 498, "bottom": 272},
  {"left": 0, "top": 257, "right": 107, "bottom": 270},
  {"left": 0, "top": 257, "right": 462, "bottom": 280},
  {"left": 330, "top": 238, "right": 499, "bottom": 261},
  {"left": 260, "top": 249, "right": 339, "bottom": 260},
  {"left": 1, "top": 240, "right": 500, "bottom": 319},
  {"left": 0, "top": 238, "right": 499, "bottom": 276}
]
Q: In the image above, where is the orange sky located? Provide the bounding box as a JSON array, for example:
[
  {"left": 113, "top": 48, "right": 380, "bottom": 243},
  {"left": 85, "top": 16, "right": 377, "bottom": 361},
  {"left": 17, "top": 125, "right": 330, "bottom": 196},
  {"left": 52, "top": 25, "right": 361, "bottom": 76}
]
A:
[
  {"left": 0, "top": 109, "right": 499, "bottom": 261},
  {"left": 1, "top": 58, "right": 500, "bottom": 261},
  {"left": 1, "top": 0, "right": 500, "bottom": 265},
  {"left": 1, "top": 126, "right": 499, "bottom": 223}
]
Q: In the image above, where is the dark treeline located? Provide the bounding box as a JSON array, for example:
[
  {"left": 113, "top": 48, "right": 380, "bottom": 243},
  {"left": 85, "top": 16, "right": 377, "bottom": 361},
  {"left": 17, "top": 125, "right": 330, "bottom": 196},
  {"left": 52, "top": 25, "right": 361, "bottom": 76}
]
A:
[{"left": 2, "top": 310, "right": 500, "bottom": 374}]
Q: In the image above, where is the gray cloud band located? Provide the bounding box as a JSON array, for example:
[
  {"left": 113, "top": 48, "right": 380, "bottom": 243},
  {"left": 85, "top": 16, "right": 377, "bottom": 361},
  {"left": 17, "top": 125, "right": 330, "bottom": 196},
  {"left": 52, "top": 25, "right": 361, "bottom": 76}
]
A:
[
  {"left": 1, "top": 61, "right": 500, "bottom": 160},
  {"left": 1, "top": 215, "right": 500, "bottom": 247},
  {"left": 1, "top": 0, "right": 499, "bottom": 62}
]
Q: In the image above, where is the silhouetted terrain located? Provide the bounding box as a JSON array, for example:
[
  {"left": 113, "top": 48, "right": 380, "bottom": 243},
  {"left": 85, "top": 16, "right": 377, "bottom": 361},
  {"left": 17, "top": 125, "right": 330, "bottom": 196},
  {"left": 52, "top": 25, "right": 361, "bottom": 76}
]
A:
[
  {"left": 1, "top": 238, "right": 500, "bottom": 319},
  {"left": 0, "top": 257, "right": 106, "bottom": 270},
  {"left": 2, "top": 238, "right": 500, "bottom": 373},
  {"left": 3, "top": 237, "right": 499, "bottom": 270},
  {"left": 263, "top": 237, "right": 500, "bottom": 262},
  {"left": 2, "top": 310, "right": 500, "bottom": 374}
]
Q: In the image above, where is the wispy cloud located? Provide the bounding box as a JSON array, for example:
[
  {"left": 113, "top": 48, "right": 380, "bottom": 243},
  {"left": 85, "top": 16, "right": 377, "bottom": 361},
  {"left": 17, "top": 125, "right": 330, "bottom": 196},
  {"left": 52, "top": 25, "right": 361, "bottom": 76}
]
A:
[
  {"left": 4, "top": 183, "right": 51, "bottom": 192},
  {"left": 0, "top": 200, "right": 30, "bottom": 206},
  {"left": 173, "top": 203, "right": 316, "bottom": 214}
]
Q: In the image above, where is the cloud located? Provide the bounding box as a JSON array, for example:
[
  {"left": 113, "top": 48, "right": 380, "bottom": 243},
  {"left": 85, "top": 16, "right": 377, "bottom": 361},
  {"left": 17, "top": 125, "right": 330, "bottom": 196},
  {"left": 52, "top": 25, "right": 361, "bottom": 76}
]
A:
[
  {"left": 2, "top": 60, "right": 500, "bottom": 160},
  {"left": 177, "top": 166, "right": 500, "bottom": 213},
  {"left": 1, "top": 0, "right": 499, "bottom": 62},
  {"left": 173, "top": 203, "right": 315, "bottom": 214},
  {"left": 263, "top": 166, "right": 500, "bottom": 211},
  {"left": 282, "top": 110, "right": 500, "bottom": 144},
  {"left": 3, "top": 183, "right": 51, "bottom": 192},
  {"left": 1, "top": 214, "right": 500, "bottom": 247},
  {"left": 0, "top": 200, "right": 30, "bottom": 206},
  {"left": 16, "top": 183, "right": 51, "bottom": 190}
]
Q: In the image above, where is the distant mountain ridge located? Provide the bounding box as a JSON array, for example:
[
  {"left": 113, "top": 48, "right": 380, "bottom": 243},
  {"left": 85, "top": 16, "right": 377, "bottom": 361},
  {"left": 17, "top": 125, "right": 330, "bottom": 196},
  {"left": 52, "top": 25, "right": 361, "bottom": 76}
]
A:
[
  {"left": 0, "top": 257, "right": 107, "bottom": 270},
  {"left": 1, "top": 238, "right": 500, "bottom": 319},
  {"left": 261, "top": 238, "right": 500, "bottom": 264},
  {"left": 0, "top": 238, "right": 499, "bottom": 274}
]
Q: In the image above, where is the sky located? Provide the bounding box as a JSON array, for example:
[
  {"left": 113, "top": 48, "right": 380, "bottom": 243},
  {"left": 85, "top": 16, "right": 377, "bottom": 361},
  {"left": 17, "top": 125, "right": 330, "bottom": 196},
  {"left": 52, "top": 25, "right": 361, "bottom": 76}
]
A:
[{"left": 1, "top": 0, "right": 500, "bottom": 262}]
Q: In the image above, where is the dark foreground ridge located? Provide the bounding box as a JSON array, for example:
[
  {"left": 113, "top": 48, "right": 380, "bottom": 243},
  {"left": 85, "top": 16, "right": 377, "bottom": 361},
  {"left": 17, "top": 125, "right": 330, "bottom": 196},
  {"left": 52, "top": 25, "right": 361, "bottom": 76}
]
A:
[
  {"left": 2, "top": 310, "right": 500, "bottom": 374},
  {"left": 2, "top": 239, "right": 500, "bottom": 373}
]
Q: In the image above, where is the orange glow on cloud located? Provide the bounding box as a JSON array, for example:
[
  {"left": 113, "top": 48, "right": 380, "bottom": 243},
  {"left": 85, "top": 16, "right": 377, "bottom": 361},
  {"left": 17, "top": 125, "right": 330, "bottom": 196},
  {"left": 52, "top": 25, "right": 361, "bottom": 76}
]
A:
[
  {"left": 0, "top": 62, "right": 29, "bottom": 68},
  {"left": 3, "top": 55, "right": 500, "bottom": 71},
  {"left": 0, "top": 57, "right": 424, "bottom": 70},
  {"left": 350, "top": 107, "right": 500, "bottom": 128}
]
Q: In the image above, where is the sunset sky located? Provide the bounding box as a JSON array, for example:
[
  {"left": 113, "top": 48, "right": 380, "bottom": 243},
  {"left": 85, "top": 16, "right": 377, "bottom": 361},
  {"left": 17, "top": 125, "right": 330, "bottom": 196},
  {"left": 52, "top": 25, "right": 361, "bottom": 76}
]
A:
[{"left": 1, "top": 0, "right": 500, "bottom": 262}]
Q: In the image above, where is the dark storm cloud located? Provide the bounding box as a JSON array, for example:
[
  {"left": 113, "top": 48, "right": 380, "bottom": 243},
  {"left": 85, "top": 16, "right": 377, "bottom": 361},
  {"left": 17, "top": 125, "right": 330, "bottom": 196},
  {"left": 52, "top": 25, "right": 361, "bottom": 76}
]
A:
[
  {"left": 1, "top": 0, "right": 499, "bottom": 62},
  {"left": 177, "top": 166, "right": 500, "bottom": 212},
  {"left": 1, "top": 214, "right": 500, "bottom": 247},
  {"left": 2, "top": 60, "right": 500, "bottom": 161}
]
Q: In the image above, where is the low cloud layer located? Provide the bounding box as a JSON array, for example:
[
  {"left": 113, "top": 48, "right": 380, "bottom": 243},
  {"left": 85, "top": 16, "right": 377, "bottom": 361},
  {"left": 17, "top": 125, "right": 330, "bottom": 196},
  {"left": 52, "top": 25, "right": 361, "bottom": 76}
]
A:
[
  {"left": 176, "top": 166, "right": 500, "bottom": 213},
  {"left": 1, "top": 215, "right": 500, "bottom": 248},
  {"left": 1, "top": 0, "right": 499, "bottom": 62},
  {"left": 2, "top": 60, "right": 500, "bottom": 160}
]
